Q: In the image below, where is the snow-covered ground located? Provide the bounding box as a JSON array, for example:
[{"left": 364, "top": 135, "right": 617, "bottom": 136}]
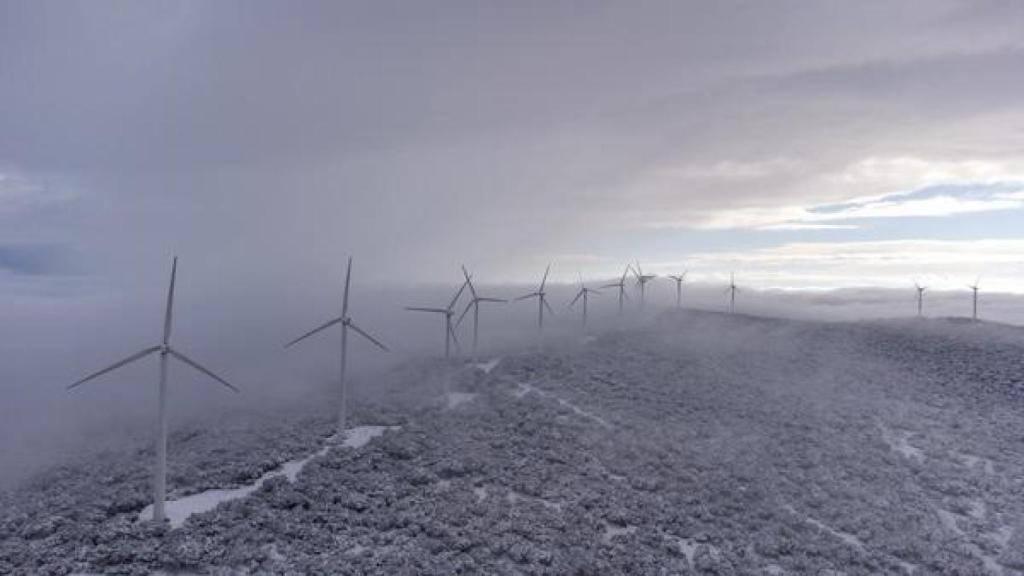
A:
[
  {"left": 3, "top": 310, "right": 1024, "bottom": 574},
  {"left": 136, "top": 425, "right": 400, "bottom": 528}
]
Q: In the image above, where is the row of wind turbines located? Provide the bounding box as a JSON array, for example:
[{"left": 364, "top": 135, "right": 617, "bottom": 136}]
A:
[
  {"left": 64, "top": 257, "right": 689, "bottom": 523},
  {"left": 915, "top": 277, "right": 985, "bottom": 321},
  {"left": 66, "top": 257, "right": 990, "bottom": 524}
]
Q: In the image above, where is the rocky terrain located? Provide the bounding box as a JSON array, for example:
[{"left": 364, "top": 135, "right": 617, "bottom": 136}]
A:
[{"left": 3, "top": 310, "right": 1024, "bottom": 575}]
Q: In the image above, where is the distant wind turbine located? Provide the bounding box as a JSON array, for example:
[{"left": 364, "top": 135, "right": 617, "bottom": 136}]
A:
[
  {"left": 286, "top": 257, "right": 389, "bottom": 436},
  {"left": 632, "top": 261, "right": 656, "bottom": 309},
  {"left": 568, "top": 273, "right": 601, "bottom": 329},
  {"left": 667, "top": 271, "right": 687, "bottom": 308},
  {"left": 968, "top": 277, "right": 981, "bottom": 322},
  {"left": 516, "top": 264, "right": 555, "bottom": 333},
  {"left": 407, "top": 277, "right": 469, "bottom": 359},
  {"left": 68, "top": 257, "right": 240, "bottom": 524},
  {"left": 915, "top": 282, "right": 926, "bottom": 317},
  {"left": 601, "top": 265, "right": 633, "bottom": 316},
  {"left": 726, "top": 273, "right": 738, "bottom": 314},
  {"left": 455, "top": 265, "right": 506, "bottom": 360}
]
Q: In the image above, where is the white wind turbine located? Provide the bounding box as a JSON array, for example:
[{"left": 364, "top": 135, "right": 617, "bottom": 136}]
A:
[
  {"left": 632, "top": 261, "right": 656, "bottom": 309},
  {"left": 516, "top": 264, "right": 556, "bottom": 334},
  {"left": 915, "top": 282, "right": 926, "bottom": 317},
  {"left": 601, "top": 265, "right": 633, "bottom": 316},
  {"left": 968, "top": 277, "right": 980, "bottom": 321},
  {"left": 455, "top": 265, "right": 506, "bottom": 360},
  {"left": 667, "top": 271, "right": 687, "bottom": 308},
  {"left": 68, "top": 257, "right": 239, "bottom": 524},
  {"left": 568, "top": 273, "right": 601, "bottom": 329},
  {"left": 407, "top": 277, "right": 469, "bottom": 359},
  {"left": 286, "top": 257, "right": 389, "bottom": 437},
  {"left": 726, "top": 272, "right": 738, "bottom": 314}
]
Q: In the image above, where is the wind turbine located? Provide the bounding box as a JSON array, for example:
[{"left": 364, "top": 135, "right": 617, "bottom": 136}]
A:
[
  {"left": 516, "top": 264, "right": 555, "bottom": 333},
  {"left": 601, "top": 265, "right": 633, "bottom": 316},
  {"left": 455, "top": 265, "right": 506, "bottom": 360},
  {"left": 407, "top": 277, "right": 469, "bottom": 359},
  {"left": 667, "top": 271, "right": 688, "bottom": 308},
  {"left": 568, "top": 273, "right": 601, "bottom": 329},
  {"left": 632, "top": 261, "right": 656, "bottom": 309},
  {"left": 726, "top": 273, "right": 738, "bottom": 314},
  {"left": 915, "top": 282, "right": 926, "bottom": 317},
  {"left": 968, "top": 277, "right": 980, "bottom": 321},
  {"left": 286, "top": 257, "right": 389, "bottom": 437},
  {"left": 68, "top": 257, "right": 239, "bottom": 524}
]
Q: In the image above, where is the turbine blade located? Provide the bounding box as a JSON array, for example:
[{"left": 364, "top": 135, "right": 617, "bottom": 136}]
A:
[
  {"left": 600, "top": 282, "right": 619, "bottom": 289},
  {"left": 406, "top": 306, "right": 449, "bottom": 314},
  {"left": 515, "top": 292, "right": 540, "bottom": 301},
  {"left": 167, "top": 348, "right": 239, "bottom": 393},
  {"left": 68, "top": 346, "right": 162, "bottom": 391},
  {"left": 448, "top": 278, "right": 469, "bottom": 310},
  {"left": 455, "top": 301, "right": 474, "bottom": 328},
  {"left": 540, "top": 264, "right": 551, "bottom": 292},
  {"left": 478, "top": 297, "right": 506, "bottom": 303},
  {"left": 285, "top": 317, "right": 342, "bottom": 348},
  {"left": 163, "top": 257, "right": 177, "bottom": 345},
  {"left": 543, "top": 298, "right": 556, "bottom": 316},
  {"left": 342, "top": 257, "right": 353, "bottom": 317},
  {"left": 461, "top": 265, "right": 477, "bottom": 299},
  {"left": 347, "top": 321, "right": 389, "bottom": 352},
  {"left": 569, "top": 290, "right": 583, "bottom": 308}
]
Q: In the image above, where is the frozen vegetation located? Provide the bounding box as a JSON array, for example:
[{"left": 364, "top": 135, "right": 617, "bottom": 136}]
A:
[{"left": 3, "top": 310, "right": 1024, "bottom": 574}]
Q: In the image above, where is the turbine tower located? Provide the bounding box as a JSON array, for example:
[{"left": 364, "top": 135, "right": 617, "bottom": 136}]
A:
[
  {"left": 601, "top": 265, "right": 633, "bottom": 316},
  {"left": 407, "top": 277, "right": 469, "bottom": 359},
  {"left": 667, "top": 271, "right": 688, "bottom": 308},
  {"left": 632, "top": 261, "right": 656, "bottom": 309},
  {"left": 569, "top": 273, "right": 601, "bottom": 329},
  {"left": 68, "top": 257, "right": 240, "bottom": 524},
  {"left": 915, "top": 283, "right": 926, "bottom": 317},
  {"left": 968, "top": 278, "right": 980, "bottom": 322},
  {"left": 726, "top": 272, "right": 738, "bottom": 314},
  {"left": 516, "top": 264, "right": 555, "bottom": 333},
  {"left": 286, "top": 257, "right": 389, "bottom": 436},
  {"left": 455, "top": 265, "right": 506, "bottom": 360}
]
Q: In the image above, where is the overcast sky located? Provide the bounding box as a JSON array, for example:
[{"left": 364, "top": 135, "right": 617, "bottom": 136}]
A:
[{"left": 3, "top": 0, "right": 1024, "bottom": 295}]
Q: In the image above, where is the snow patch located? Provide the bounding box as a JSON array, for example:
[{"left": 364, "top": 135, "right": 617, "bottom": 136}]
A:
[
  {"left": 601, "top": 520, "right": 636, "bottom": 543},
  {"left": 339, "top": 425, "right": 399, "bottom": 449},
  {"left": 878, "top": 423, "right": 924, "bottom": 462},
  {"left": 513, "top": 380, "right": 611, "bottom": 428},
  {"left": 140, "top": 425, "right": 399, "bottom": 528},
  {"left": 937, "top": 508, "right": 1004, "bottom": 574},
  {"left": 664, "top": 534, "right": 700, "bottom": 565},
  {"left": 473, "top": 357, "right": 502, "bottom": 374},
  {"left": 959, "top": 453, "right": 996, "bottom": 475},
  {"left": 445, "top": 392, "right": 478, "bottom": 409},
  {"left": 784, "top": 504, "right": 865, "bottom": 551}
]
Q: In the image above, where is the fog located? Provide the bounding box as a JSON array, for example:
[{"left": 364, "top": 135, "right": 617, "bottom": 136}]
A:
[{"left": 3, "top": 258, "right": 1022, "bottom": 487}]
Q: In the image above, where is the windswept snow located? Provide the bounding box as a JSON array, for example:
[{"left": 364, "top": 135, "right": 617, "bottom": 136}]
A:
[
  {"left": 445, "top": 391, "right": 478, "bottom": 409},
  {"left": 511, "top": 380, "right": 612, "bottom": 428},
  {"left": 339, "top": 425, "right": 400, "bottom": 449},
  {"left": 472, "top": 357, "right": 502, "bottom": 374},
  {"left": 138, "top": 425, "right": 399, "bottom": 528},
  {"left": 7, "top": 311, "right": 1024, "bottom": 574}
]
